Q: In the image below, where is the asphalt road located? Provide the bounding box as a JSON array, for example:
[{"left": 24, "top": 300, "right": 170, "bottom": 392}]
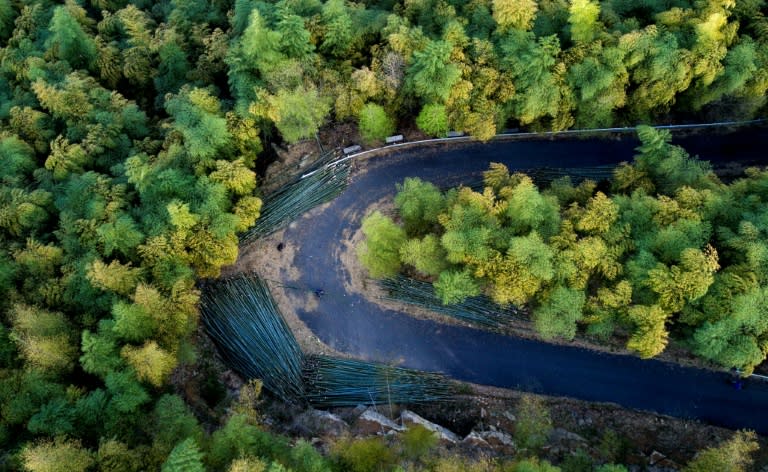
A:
[{"left": 280, "top": 127, "right": 768, "bottom": 433}]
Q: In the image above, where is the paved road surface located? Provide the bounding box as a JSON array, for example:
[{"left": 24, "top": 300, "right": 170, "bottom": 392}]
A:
[{"left": 279, "top": 127, "right": 768, "bottom": 433}]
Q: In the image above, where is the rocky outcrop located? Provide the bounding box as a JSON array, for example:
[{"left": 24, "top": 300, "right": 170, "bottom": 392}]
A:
[
  {"left": 400, "top": 410, "right": 459, "bottom": 444},
  {"left": 354, "top": 407, "right": 405, "bottom": 435},
  {"left": 548, "top": 428, "right": 587, "bottom": 446},
  {"left": 462, "top": 430, "right": 516, "bottom": 455},
  {"left": 648, "top": 450, "right": 680, "bottom": 470},
  {"left": 543, "top": 428, "right": 590, "bottom": 459},
  {"left": 463, "top": 431, "right": 490, "bottom": 445},
  {"left": 478, "top": 430, "right": 515, "bottom": 452},
  {"left": 292, "top": 409, "right": 349, "bottom": 437}
]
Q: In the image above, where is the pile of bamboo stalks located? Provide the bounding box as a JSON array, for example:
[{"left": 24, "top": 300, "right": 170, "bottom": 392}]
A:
[
  {"left": 201, "top": 274, "right": 305, "bottom": 401},
  {"left": 525, "top": 165, "right": 616, "bottom": 185},
  {"left": 201, "top": 274, "right": 457, "bottom": 407},
  {"left": 303, "top": 355, "right": 456, "bottom": 408},
  {"left": 379, "top": 275, "right": 523, "bottom": 332},
  {"left": 241, "top": 157, "right": 350, "bottom": 243}
]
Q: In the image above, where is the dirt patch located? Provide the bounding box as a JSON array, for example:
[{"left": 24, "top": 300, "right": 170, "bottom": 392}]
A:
[
  {"left": 221, "top": 210, "right": 346, "bottom": 359},
  {"left": 261, "top": 140, "right": 324, "bottom": 194},
  {"left": 318, "top": 120, "right": 361, "bottom": 150},
  {"left": 170, "top": 325, "right": 248, "bottom": 428},
  {"left": 339, "top": 198, "right": 498, "bottom": 331}
]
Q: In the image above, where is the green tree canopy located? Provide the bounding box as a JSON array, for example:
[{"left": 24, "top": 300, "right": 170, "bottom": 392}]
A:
[
  {"left": 568, "top": 0, "right": 602, "bottom": 43},
  {"left": 406, "top": 40, "right": 461, "bottom": 102},
  {"left": 394, "top": 177, "right": 446, "bottom": 235},
  {"left": 400, "top": 235, "right": 449, "bottom": 277},
  {"left": 358, "top": 103, "right": 395, "bottom": 144},
  {"left": 434, "top": 269, "right": 481, "bottom": 304},
  {"left": 165, "top": 87, "right": 233, "bottom": 170},
  {"left": 48, "top": 5, "right": 98, "bottom": 70},
  {"left": 161, "top": 438, "right": 205, "bottom": 472},
  {"left": 416, "top": 103, "right": 449, "bottom": 137},
  {"left": 534, "top": 285, "right": 586, "bottom": 340},
  {"left": 264, "top": 86, "right": 331, "bottom": 144},
  {"left": 358, "top": 211, "right": 406, "bottom": 278}
]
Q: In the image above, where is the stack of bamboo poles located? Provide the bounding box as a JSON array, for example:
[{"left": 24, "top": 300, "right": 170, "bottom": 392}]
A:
[
  {"left": 201, "top": 274, "right": 458, "bottom": 406},
  {"left": 379, "top": 275, "right": 523, "bottom": 332},
  {"left": 451, "top": 165, "right": 615, "bottom": 192},
  {"left": 201, "top": 274, "right": 305, "bottom": 401},
  {"left": 241, "top": 157, "right": 350, "bottom": 243},
  {"left": 525, "top": 165, "right": 616, "bottom": 185},
  {"left": 303, "top": 355, "right": 456, "bottom": 408}
]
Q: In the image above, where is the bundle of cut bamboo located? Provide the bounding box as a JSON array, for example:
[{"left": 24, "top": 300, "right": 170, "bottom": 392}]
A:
[{"left": 201, "top": 274, "right": 305, "bottom": 401}]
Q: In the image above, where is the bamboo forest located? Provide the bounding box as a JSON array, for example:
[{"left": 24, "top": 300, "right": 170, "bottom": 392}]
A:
[{"left": 1, "top": 0, "right": 767, "bottom": 470}]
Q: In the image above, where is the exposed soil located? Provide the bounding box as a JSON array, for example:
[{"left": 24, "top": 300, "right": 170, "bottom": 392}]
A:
[
  {"left": 336, "top": 197, "right": 486, "bottom": 331},
  {"left": 261, "top": 140, "right": 324, "bottom": 194},
  {"left": 221, "top": 216, "right": 346, "bottom": 359},
  {"left": 170, "top": 326, "right": 248, "bottom": 429}
]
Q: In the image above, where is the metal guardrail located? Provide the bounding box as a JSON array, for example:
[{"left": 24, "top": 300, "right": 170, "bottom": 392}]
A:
[
  {"left": 731, "top": 368, "right": 768, "bottom": 382},
  {"left": 736, "top": 370, "right": 768, "bottom": 382},
  {"left": 301, "top": 118, "right": 767, "bottom": 179}
]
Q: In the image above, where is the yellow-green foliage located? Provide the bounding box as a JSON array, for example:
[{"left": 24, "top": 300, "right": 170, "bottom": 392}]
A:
[
  {"left": 358, "top": 211, "right": 406, "bottom": 278},
  {"left": 683, "top": 430, "right": 758, "bottom": 472},
  {"left": 21, "top": 438, "right": 94, "bottom": 472},
  {"left": 121, "top": 341, "right": 177, "bottom": 387},
  {"left": 358, "top": 103, "right": 396, "bottom": 144},
  {"left": 332, "top": 437, "right": 396, "bottom": 472},
  {"left": 514, "top": 395, "right": 553, "bottom": 451},
  {"left": 400, "top": 424, "right": 439, "bottom": 460},
  {"left": 9, "top": 304, "right": 77, "bottom": 373}
]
